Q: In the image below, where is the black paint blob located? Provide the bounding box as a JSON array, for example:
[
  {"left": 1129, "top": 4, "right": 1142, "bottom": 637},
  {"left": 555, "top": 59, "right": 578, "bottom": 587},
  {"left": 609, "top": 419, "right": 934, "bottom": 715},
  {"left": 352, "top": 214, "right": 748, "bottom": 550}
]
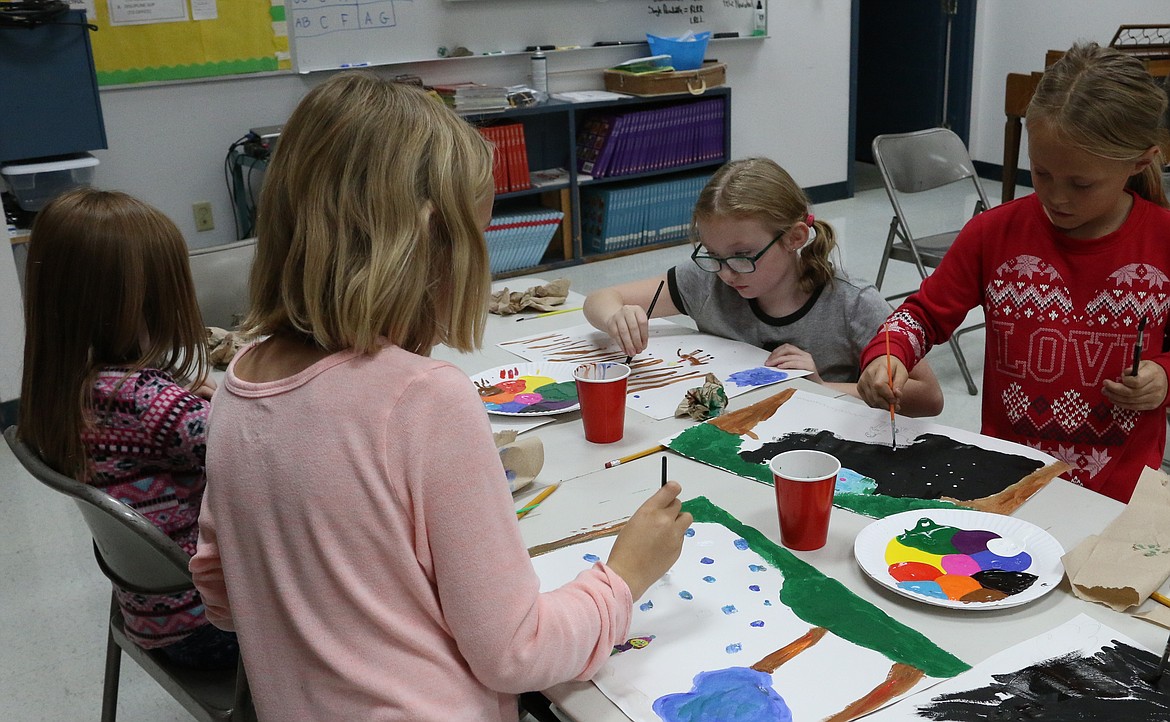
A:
[
  {"left": 740, "top": 431, "right": 1044, "bottom": 502},
  {"left": 915, "top": 640, "right": 1170, "bottom": 721}
]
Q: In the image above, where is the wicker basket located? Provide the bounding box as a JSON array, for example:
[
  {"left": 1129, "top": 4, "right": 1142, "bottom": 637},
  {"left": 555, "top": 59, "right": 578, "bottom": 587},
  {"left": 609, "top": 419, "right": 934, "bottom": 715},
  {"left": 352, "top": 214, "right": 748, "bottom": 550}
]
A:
[{"left": 604, "top": 62, "right": 726, "bottom": 97}]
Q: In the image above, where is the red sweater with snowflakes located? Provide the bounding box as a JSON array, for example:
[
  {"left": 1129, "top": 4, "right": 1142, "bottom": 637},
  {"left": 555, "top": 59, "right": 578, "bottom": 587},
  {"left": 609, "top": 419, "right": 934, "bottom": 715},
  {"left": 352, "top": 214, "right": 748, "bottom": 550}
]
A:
[{"left": 861, "top": 192, "right": 1170, "bottom": 503}]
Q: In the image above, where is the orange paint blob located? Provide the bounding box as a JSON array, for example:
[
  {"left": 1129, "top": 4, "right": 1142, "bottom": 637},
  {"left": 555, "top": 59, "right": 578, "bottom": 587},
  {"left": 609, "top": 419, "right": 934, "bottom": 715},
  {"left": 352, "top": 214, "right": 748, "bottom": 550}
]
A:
[{"left": 934, "top": 574, "right": 982, "bottom": 600}]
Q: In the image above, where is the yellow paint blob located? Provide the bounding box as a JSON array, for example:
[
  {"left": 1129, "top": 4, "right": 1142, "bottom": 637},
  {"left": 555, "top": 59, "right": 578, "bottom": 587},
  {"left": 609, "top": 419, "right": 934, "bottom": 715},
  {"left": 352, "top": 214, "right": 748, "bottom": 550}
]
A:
[{"left": 885, "top": 538, "right": 945, "bottom": 569}]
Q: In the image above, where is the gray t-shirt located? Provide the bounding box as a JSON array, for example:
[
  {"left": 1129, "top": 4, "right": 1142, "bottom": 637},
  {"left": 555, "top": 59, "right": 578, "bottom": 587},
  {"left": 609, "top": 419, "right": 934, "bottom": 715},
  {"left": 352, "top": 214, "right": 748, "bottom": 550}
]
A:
[{"left": 668, "top": 262, "right": 892, "bottom": 382}]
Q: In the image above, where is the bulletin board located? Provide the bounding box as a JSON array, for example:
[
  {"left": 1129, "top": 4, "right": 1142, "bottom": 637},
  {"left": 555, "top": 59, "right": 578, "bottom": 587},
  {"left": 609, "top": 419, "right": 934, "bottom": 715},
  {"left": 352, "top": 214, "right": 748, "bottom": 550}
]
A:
[
  {"left": 82, "top": 0, "right": 290, "bottom": 85},
  {"left": 287, "top": 0, "right": 764, "bottom": 74}
]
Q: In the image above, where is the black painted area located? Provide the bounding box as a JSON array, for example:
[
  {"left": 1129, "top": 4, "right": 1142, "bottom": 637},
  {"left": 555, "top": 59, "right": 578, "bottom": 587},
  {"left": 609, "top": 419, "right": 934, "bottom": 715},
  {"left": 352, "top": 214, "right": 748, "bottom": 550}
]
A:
[
  {"left": 971, "top": 569, "right": 1037, "bottom": 596},
  {"left": 915, "top": 640, "right": 1170, "bottom": 721},
  {"left": 739, "top": 430, "right": 1044, "bottom": 502}
]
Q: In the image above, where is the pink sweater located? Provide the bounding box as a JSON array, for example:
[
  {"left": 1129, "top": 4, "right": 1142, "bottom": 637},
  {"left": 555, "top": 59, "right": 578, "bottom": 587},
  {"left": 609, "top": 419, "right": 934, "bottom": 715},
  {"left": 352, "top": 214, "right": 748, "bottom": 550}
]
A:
[{"left": 191, "top": 343, "right": 631, "bottom": 720}]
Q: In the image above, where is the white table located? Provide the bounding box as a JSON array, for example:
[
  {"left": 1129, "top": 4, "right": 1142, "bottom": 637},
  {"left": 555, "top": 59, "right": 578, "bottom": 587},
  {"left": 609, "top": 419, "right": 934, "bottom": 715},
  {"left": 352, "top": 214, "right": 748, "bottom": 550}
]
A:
[{"left": 442, "top": 279, "right": 1170, "bottom": 722}]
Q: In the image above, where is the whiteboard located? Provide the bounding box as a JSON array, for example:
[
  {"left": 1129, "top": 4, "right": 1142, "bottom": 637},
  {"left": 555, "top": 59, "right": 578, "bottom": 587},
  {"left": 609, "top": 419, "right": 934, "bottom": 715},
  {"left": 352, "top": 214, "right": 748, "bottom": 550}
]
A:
[{"left": 287, "top": 0, "right": 763, "bottom": 73}]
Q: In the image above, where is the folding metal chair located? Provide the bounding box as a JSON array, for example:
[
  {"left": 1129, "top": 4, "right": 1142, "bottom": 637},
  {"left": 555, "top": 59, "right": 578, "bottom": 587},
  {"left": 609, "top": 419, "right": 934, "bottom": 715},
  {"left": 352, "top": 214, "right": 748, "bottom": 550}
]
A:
[
  {"left": 871, "top": 127, "right": 991, "bottom": 396},
  {"left": 3, "top": 426, "right": 254, "bottom": 722},
  {"left": 187, "top": 238, "right": 256, "bottom": 330}
]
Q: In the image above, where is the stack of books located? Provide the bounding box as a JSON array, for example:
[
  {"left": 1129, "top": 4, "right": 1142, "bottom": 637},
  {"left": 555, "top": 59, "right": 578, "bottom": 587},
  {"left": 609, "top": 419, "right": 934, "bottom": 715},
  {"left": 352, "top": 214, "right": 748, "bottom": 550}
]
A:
[
  {"left": 478, "top": 123, "right": 531, "bottom": 194},
  {"left": 432, "top": 82, "right": 510, "bottom": 113},
  {"left": 580, "top": 173, "right": 710, "bottom": 254},
  {"left": 485, "top": 209, "right": 564, "bottom": 274},
  {"left": 576, "top": 98, "right": 725, "bottom": 178}
]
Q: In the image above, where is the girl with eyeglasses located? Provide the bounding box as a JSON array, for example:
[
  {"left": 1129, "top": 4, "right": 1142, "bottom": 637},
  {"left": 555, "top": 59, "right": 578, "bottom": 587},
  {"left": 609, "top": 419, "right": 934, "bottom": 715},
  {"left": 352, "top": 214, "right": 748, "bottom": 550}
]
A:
[{"left": 583, "top": 157, "right": 944, "bottom": 417}]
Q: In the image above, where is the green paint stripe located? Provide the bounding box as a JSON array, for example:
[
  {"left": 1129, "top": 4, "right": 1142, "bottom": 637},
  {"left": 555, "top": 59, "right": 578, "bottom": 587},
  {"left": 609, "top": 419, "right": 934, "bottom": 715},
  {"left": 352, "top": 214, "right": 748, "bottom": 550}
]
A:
[
  {"left": 270, "top": 5, "right": 285, "bottom": 22},
  {"left": 97, "top": 57, "right": 280, "bottom": 86},
  {"left": 682, "top": 496, "right": 970, "bottom": 678},
  {"left": 834, "top": 492, "right": 961, "bottom": 519}
]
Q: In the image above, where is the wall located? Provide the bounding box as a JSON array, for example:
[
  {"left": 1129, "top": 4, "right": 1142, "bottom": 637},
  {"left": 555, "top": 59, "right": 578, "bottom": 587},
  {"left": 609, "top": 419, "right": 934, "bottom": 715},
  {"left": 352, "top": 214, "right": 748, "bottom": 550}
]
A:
[
  {"left": 90, "top": 0, "right": 854, "bottom": 250},
  {"left": 968, "top": 1, "right": 1168, "bottom": 171}
]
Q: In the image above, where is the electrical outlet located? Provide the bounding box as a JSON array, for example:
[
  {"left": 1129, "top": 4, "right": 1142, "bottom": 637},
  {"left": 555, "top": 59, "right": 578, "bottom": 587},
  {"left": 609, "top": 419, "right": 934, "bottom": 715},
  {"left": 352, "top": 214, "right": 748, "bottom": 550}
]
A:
[{"left": 192, "top": 201, "right": 214, "bottom": 232}]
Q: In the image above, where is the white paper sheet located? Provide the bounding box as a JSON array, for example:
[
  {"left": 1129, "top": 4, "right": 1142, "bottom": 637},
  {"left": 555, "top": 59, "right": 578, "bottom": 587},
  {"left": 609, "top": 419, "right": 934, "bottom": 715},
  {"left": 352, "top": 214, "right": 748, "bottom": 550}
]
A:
[
  {"left": 499, "top": 319, "right": 810, "bottom": 419},
  {"left": 868, "top": 614, "right": 1162, "bottom": 720},
  {"left": 532, "top": 522, "right": 942, "bottom": 722}
]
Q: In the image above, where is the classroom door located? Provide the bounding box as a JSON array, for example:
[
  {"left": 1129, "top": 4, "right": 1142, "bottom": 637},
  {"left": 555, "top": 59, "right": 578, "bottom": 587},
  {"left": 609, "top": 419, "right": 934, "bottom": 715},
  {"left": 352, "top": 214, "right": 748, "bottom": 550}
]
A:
[{"left": 852, "top": 0, "right": 976, "bottom": 165}]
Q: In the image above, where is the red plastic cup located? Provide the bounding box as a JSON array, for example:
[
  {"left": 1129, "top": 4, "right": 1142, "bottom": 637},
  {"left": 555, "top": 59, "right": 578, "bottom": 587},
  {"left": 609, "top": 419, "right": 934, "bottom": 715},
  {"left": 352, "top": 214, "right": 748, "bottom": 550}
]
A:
[
  {"left": 769, "top": 450, "right": 840, "bottom": 551},
  {"left": 573, "top": 362, "right": 631, "bottom": 444}
]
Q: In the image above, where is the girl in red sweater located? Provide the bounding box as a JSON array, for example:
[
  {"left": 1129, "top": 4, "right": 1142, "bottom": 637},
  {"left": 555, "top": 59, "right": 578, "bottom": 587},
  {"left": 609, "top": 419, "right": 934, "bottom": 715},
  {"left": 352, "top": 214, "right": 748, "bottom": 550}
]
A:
[{"left": 857, "top": 42, "right": 1170, "bottom": 503}]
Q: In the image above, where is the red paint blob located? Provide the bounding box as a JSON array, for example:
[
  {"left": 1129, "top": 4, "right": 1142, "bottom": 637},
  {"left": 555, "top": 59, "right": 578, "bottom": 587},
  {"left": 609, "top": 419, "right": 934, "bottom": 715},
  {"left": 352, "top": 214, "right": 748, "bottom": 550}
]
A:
[{"left": 888, "top": 561, "right": 943, "bottom": 582}]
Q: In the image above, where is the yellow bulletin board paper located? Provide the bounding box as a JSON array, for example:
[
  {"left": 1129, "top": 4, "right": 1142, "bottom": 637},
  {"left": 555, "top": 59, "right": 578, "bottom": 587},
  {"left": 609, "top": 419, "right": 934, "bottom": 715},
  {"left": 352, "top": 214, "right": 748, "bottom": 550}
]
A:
[{"left": 89, "top": 0, "right": 290, "bottom": 85}]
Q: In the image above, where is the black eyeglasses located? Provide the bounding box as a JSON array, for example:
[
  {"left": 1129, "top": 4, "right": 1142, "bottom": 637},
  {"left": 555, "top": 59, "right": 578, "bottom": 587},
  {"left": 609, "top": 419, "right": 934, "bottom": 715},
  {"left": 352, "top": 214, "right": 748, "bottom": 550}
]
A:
[{"left": 691, "top": 231, "right": 785, "bottom": 274}]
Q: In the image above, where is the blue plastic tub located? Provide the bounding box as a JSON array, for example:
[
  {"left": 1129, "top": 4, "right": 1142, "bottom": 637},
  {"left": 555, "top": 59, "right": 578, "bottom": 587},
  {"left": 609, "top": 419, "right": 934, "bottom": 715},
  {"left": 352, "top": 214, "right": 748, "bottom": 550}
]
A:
[{"left": 646, "top": 31, "right": 710, "bottom": 71}]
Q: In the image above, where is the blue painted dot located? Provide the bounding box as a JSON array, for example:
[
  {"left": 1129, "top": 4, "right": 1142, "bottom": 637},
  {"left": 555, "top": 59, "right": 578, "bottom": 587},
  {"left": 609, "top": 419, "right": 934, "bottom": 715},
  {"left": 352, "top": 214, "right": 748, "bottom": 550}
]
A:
[
  {"left": 684, "top": 528, "right": 696, "bottom": 537},
  {"left": 702, "top": 575, "right": 716, "bottom": 583},
  {"left": 748, "top": 585, "right": 761, "bottom": 592},
  {"left": 750, "top": 620, "right": 765, "bottom": 628},
  {"left": 678, "top": 590, "right": 693, "bottom": 600},
  {"left": 583, "top": 553, "right": 600, "bottom": 563},
  {"left": 733, "top": 538, "right": 750, "bottom": 550},
  {"left": 700, "top": 557, "right": 715, "bottom": 565},
  {"left": 639, "top": 600, "right": 654, "bottom": 612},
  {"left": 763, "top": 600, "right": 773, "bottom": 606},
  {"left": 721, "top": 604, "right": 738, "bottom": 615},
  {"left": 725, "top": 643, "right": 742, "bottom": 654},
  {"left": 749, "top": 564, "right": 766, "bottom": 572}
]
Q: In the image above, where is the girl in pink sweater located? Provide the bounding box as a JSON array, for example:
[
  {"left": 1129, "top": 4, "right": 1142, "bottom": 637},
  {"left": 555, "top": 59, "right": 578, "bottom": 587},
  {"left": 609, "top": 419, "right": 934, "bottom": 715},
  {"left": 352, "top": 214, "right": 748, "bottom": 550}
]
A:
[{"left": 190, "top": 73, "right": 691, "bottom": 720}]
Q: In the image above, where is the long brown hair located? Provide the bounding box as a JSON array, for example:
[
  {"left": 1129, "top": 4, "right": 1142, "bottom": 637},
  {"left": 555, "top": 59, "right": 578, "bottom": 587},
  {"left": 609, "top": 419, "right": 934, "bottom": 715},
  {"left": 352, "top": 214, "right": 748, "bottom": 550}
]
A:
[
  {"left": 1027, "top": 42, "right": 1169, "bottom": 208},
  {"left": 19, "top": 188, "right": 208, "bottom": 479},
  {"left": 245, "top": 72, "right": 495, "bottom": 355},
  {"left": 691, "top": 157, "right": 839, "bottom": 293}
]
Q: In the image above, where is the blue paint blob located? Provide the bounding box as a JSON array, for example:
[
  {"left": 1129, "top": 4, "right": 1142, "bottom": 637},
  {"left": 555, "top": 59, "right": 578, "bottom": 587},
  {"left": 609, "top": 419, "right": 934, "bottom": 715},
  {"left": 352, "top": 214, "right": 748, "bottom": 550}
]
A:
[
  {"left": 679, "top": 590, "right": 693, "bottom": 600},
  {"left": 763, "top": 600, "right": 773, "bottom": 606},
  {"left": 750, "top": 620, "right": 765, "bottom": 628},
  {"left": 639, "top": 600, "right": 654, "bottom": 612},
  {"left": 505, "top": 469, "right": 516, "bottom": 481},
  {"left": 583, "top": 553, "right": 601, "bottom": 563},
  {"left": 725, "top": 643, "right": 742, "bottom": 654},
  {"left": 897, "top": 580, "right": 950, "bottom": 600},
  {"left": 749, "top": 564, "right": 766, "bottom": 572},
  {"left": 733, "top": 538, "right": 750, "bottom": 550},
  {"left": 727, "top": 367, "right": 788, "bottom": 388},
  {"left": 835, "top": 467, "right": 878, "bottom": 495},
  {"left": 702, "top": 576, "right": 717, "bottom": 583},
  {"left": 684, "top": 528, "right": 696, "bottom": 537},
  {"left": 700, "top": 557, "right": 715, "bottom": 565},
  {"left": 721, "top": 604, "right": 738, "bottom": 615},
  {"left": 971, "top": 549, "right": 1033, "bottom": 572},
  {"left": 652, "top": 667, "right": 792, "bottom": 722},
  {"left": 748, "top": 585, "right": 761, "bottom": 592}
]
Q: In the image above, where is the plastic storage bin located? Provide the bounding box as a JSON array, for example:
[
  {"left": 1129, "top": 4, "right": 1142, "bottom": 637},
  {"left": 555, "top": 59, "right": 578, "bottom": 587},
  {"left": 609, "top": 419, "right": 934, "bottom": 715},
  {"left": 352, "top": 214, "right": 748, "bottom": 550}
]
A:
[
  {"left": 646, "top": 31, "right": 710, "bottom": 71},
  {"left": 1, "top": 153, "right": 99, "bottom": 211}
]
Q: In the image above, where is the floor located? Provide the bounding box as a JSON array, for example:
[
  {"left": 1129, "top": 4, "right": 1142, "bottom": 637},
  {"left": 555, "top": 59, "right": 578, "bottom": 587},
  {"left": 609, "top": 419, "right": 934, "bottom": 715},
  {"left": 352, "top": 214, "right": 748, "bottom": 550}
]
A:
[{"left": 0, "top": 163, "right": 995, "bottom": 721}]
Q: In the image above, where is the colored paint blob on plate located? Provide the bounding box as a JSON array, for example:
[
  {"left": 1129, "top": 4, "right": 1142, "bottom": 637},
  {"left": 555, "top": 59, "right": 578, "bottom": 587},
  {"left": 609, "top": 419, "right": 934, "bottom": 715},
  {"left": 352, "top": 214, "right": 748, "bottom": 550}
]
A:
[{"left": 885, "top": 517, "right": 1038, "bottom": 603}]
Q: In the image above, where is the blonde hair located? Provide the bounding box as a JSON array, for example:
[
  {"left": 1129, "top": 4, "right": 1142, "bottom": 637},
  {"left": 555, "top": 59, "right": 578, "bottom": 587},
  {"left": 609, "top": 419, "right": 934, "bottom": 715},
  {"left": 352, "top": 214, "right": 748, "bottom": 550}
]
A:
[
  {"left": 19, "top": 188, "right": 209, "bottom": 479},
  {"left": 691, "top": 157, "right": 838, "bottom": 292},
  {"left": 1027, "top": 42, "right": 1169, "bottom": 208},
  {"left": 246, "top": 72, "right": 495, "bottom": 355}
]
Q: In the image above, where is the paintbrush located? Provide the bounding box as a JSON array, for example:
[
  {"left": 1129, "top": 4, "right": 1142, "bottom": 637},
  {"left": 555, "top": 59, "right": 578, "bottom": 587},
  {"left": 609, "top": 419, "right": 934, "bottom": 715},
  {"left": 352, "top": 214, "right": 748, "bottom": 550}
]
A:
[
  {"left": 1131, "top": 316, "right": 1147, "bottom": 376},
  {"left": 885, "top": 325, "right": 897, "bottom": 450},
  {"left": 661, "top": 455, "right": 668, "bottom": 488},
  {"left": 625, "top": 279, "right": 666, "bottom": 365}
]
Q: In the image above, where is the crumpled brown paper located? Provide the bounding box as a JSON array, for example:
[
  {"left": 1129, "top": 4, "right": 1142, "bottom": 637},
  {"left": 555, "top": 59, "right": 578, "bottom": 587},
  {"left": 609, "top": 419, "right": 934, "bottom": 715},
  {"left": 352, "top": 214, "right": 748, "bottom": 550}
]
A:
[
  {"left": 488, "top": 278, "right": 571, "bottom": 315},
  {"left": 674, "top": 373, "right": 728, "bottom": 421},
  {"left": 206, "top": 327, "right": 251, "bottom": 369},
  {"left": 494, "top": 430, "right": 545, "bottom": 493},
  {"left": 1063, "top": 466, "right": 1170, "bottom": 628}
]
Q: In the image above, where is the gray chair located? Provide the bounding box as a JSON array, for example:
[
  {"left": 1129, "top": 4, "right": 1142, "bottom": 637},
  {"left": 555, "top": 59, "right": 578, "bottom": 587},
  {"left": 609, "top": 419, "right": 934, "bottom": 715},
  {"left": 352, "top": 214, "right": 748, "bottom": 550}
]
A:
[
  {"left": 188, "top": 238, "right": 257, "bottom": 330},
  {"left": 871, "top": 127, "right": 992, "bottom": 396},
  {"left": 3, "top": 426, "right": 254, "bottom": 722}
]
